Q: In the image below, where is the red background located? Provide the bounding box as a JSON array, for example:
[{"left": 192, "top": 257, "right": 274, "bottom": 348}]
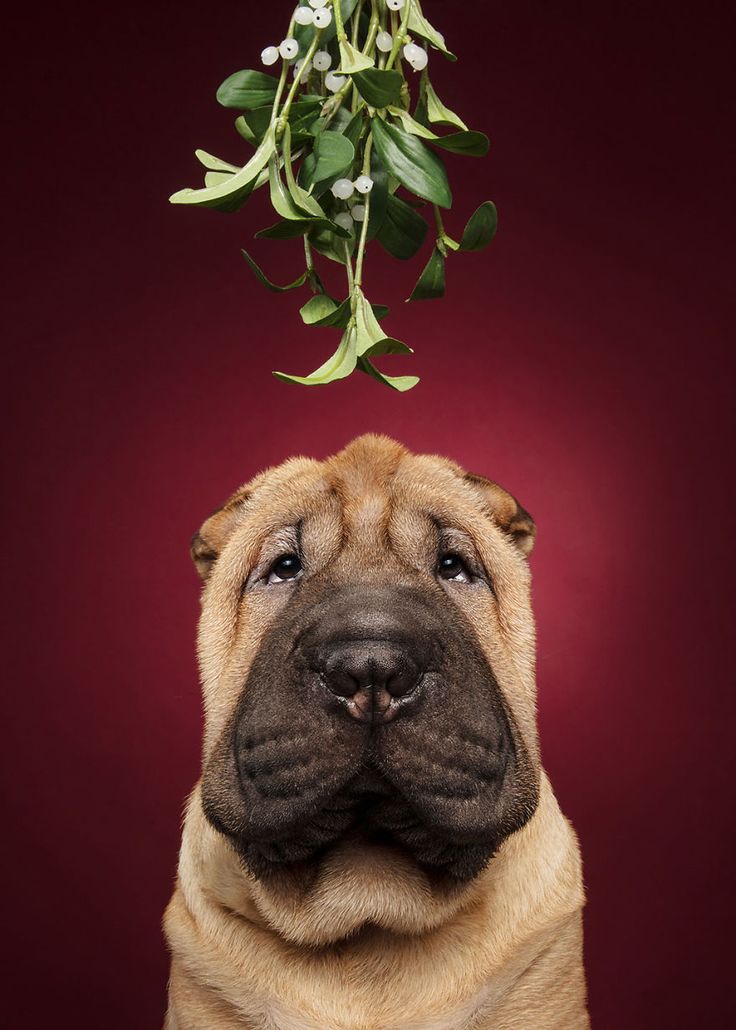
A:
[{"left": 4, "top": 1, "right": 733, "bottom": 1026}]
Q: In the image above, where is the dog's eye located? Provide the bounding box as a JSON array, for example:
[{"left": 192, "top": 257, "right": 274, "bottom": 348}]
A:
[
  {"left": 437, "top": 553, "right": 471, "bottom": 583},
  {"left": 267, "top": 554, "right": 303, "bottom": 585}
]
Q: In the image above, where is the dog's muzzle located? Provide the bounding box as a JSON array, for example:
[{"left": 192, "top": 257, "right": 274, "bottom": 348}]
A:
[
  {"left": 299, "top": 599, "right": 434, "bottom": 725},
  {"left": 202, "top": 582, "right": 539, "bottom": 883}
]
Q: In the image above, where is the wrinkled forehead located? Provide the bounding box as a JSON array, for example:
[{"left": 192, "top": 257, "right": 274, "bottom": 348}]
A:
[{"left": 232, "top": 449, "right": 501, "bottom": 567}]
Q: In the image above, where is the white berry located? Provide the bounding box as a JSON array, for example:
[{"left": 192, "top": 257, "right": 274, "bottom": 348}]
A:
[
  {"left": 334, "top": 212, "right": 354, "bottom": 232},
  {"left": 309, "top": 0, "right": 328, "bottom": 7},
  {"left": 331, "top": 178, "right": 355, "bottom": 200},
  {"left": 313, "top": 8, "right": 332, "bottom": 27},
  {"left": 279, "top": 38, "right": 299, "bottom": 60},
  {"left": 351, "top": 204, "right": 366, "bottom": 222},
  {"left": 313, "top": 50, "right": 332, "bottom": 71},
  {"left": 261, "top": 46, "right": 279, "bottom": 66},
  {"left": 386, "top": 0, "right": 405, "bottom": 9},
  {"left": 325, "top": 71, "right": 346, "bottom": 92},
  {"left": 376, "top": 31, "right": 393, "bottom": 53},
  {"left": 354, "top": 175, "right": 374, "bottom": 194},
  {"left": 403, "top": 43, "right": 428, "bottom": 71},
  {"left": 293, "top": 6, "right": 314, "bottom": 25},
  {"left": 293, "top": 58, "right": 312, "bottom": 80}
]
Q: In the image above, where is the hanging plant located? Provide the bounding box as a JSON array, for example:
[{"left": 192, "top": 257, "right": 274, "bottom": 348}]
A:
[{"left": 170, "top": 0, "right": 498, "bottom": 391}]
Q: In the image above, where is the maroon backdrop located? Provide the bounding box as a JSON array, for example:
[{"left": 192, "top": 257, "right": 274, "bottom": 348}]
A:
[{"left": 4, "top": 1, "right": 733, "bottom": 1026}]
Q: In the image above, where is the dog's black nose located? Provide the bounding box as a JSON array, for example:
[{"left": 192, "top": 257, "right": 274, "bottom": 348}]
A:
[
  {"left": 297, "top": 586, "right": 440, "bottom": 725},
  {"left": 319, "top": 641, "right": 423, "bottom": 724}
]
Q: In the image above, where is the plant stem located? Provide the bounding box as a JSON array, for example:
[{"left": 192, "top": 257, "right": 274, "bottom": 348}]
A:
[
  {"left": 351, "top": 3, "right": 380, "bottom": 112},
  {"left": 353, "top": 135, "right": 373, "bottom": 289},
  {"left": 277, "top": 30, "right": 323, "bottom": 135},
  {"left": 377, "top": 0, "right": 387, "bottom": 68},
  {"left": 351, "top": 0, "right": 365, "bottom": 46},
  {"left": 433, "top": 204, "right": 448, "bottom": 256},
  {"left": 343, "top": 242, "right": 355, "bottom": 293},
  {"left": 270, "top": 15, "right": 296, "bottom": 120},
  {"left": 432, "top": 203, "right": 458, "bottom": 253},
  {"left": 385, "top": 0, "right": 412, "bottom": 70},
  {"left": 304, "top": 237, "right": 325, "bottom": 294},
  {"left": 322, "top": 72, "right": 355, "bottom": 126},
  {"left": 364, "top": 1, "right": 380, "bottom": 59},
  {"left": 334, "top": 0, "right": 347, "bottom": 42}
]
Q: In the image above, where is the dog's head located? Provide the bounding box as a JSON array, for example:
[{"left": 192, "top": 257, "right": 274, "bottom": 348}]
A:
[{"left": 194, "top": 435, "right": 540, "bottom": 891}]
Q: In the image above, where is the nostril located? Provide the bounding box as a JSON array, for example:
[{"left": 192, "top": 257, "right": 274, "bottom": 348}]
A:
[
  {"left": 319, "top": 641, "right": 421, "bottom": 701},
  {"left": 385, "top": 671, "right": 420, "bottom": 698},
  {"left": 322, "top": 668, "right": 361, "bottom": 698}
]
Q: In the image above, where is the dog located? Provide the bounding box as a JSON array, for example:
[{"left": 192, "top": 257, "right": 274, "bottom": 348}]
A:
[{"left": 163, "top": 434, "right": 588, "bottom": 1029}]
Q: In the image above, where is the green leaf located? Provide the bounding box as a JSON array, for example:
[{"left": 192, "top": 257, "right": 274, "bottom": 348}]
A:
[
  {"left": 195, "top": 150, "right": 239, "bottom": 173},
  {"left": 413, "top": 89, "right": 429, "bottom": 128},
  {"left": 327, "top": 107, "right": 354, "bottom": 134},
  {"left": 202, "top": 172, "right": 229, "bottom": 187},
  {"left": 202, "top": 151, "right": 267, "bottom": 193},
  {"left": 309, "top": 226, "right": 354, "bottom": 264},
  {"left": 388, "top": 110, "right": 486, "bottom": 154},
  {"left": 268, "top": 156, "right": 307, "bottom": 221},
  {"left": 282, "top": 125, "right": 326, "bottom": 218},
  {"left": 343, "top": 111, "right": 364, "bottom": 150},
  {"left": 302, "top": 114, "right": 361, "bottom": 194},
  {"left": 216, "top": 70, "right": 279, "bottom": 110},
  {"left": 306, "top": 297, "right": 352, "bottom": 326},
  {"left": 256, "top": 218, "right": 351, "bottom": 239},
  {"left": 459, "top": 201, "right": 498, "bottom": 251},
  {"left": 306, "top": 130, "right": 355, "bottom": 188},
  {"left": 366, "top": 152, "right": 388, "bottom": 241},
  {"left": 388, "top": 107, "right": 437, "bottom": 140},
  {"left": 274, "top": 326, "right": 358, "bottom": 386},
  {"left": 376, "top": 194, "right": 428, "bottom": 260},
  {"left": 354, "top": 291, "right": 383, "bottom": 354},
  {"left": 358, "top": 357, "right": 420, "bottom": 392},
  {"left": 299, "top": 296, "right": 390, "bottom": 329},
  {"left": 407, "top": 9, "right": 457, "bottom": 61},
  {"left": 362, "top": 336, "right": 411, "bottom": 356},
  {"left": 289, "top": 108, "right": 323, "bottom": 142},
  {"left": 339, "top": 39, "right": 375, "bottom": 73},
  {"left": 340, "top": 300, "right": 391, "bottom": 329},
  {"left": 169, "top": 128, "right": 276, "bottom": 212},
  {"left": 431, "top": 131, "right": 490, "bottom": 157},
  {"left": 351, "top": 69, "right": 403, "bottom": 109},
  {"left": 352, "top": 290, "right": 408, "bottom": 358},
  {"left": 425, "top": 82, "right": 468, "bottom": 131},
  {"left": 371, "top": 118, "right": 452, "bottom": 208},
  {"left": 300, "top": 295, "right": 338, "bottom": 324},
  {"left": 235, "top": 115, "right": 257, "bottom": 144},
  {"left": 408, "top": 247, "right": 446, "bottom": 301},
  {"left": 241, "top": 250, "right": 308, "bottom": 292},
  {"left": 243, "top": 100, "right": 320, "bottom": 145}
]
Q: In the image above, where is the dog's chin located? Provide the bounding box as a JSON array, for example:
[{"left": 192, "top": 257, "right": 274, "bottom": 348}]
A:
[{"left": 205, "top": 767, "right": 515, "bottom": 887}]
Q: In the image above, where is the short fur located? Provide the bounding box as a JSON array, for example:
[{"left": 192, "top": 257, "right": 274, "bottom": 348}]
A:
[{"left": 164, "top": 435, "right": 588, "bottom": 1029}]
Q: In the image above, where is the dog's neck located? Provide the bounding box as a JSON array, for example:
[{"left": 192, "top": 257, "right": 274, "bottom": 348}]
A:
[
  {"left": 166, "top": 774, "right": 586, "bottom": 1029},
  {"left": 176, "top": 772, "right": 581, "bottom": 950}
]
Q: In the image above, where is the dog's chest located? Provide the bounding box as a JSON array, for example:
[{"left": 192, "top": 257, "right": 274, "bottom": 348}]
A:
[{"left": 259, "top": 989, "right": 489, "bottom": 1030}]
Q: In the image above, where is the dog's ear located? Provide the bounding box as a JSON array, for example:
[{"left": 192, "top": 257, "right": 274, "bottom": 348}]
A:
[
  {"left": 190, "top": 485, "right": 250, "bottom": 581},
  {"left": 464, "top": 473, "right": 536, "bottom": 556}
]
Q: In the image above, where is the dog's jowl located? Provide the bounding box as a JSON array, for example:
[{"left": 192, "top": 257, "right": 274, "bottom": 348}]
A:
[{"left": 164, "top": 435, "right": 589, "bottom": 1030}]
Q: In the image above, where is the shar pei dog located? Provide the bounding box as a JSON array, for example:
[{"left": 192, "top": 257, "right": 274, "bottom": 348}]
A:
[{"left": 163, "top": 434, "right": 588, "bottom": 1029}]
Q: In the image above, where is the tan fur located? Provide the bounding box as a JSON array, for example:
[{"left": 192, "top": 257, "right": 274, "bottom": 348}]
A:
[{"left": 164, "top": 435, "right": 588, "bottom": 1029}]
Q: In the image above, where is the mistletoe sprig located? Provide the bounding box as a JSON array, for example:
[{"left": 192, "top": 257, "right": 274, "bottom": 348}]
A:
[{"left": 170, "top": 0, "right": 498, "bottom": 391}]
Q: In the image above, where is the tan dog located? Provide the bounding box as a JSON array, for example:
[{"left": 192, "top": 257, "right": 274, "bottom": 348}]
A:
[{"left": 163, "top": 435, "right": 588, "bottom": 1029}]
